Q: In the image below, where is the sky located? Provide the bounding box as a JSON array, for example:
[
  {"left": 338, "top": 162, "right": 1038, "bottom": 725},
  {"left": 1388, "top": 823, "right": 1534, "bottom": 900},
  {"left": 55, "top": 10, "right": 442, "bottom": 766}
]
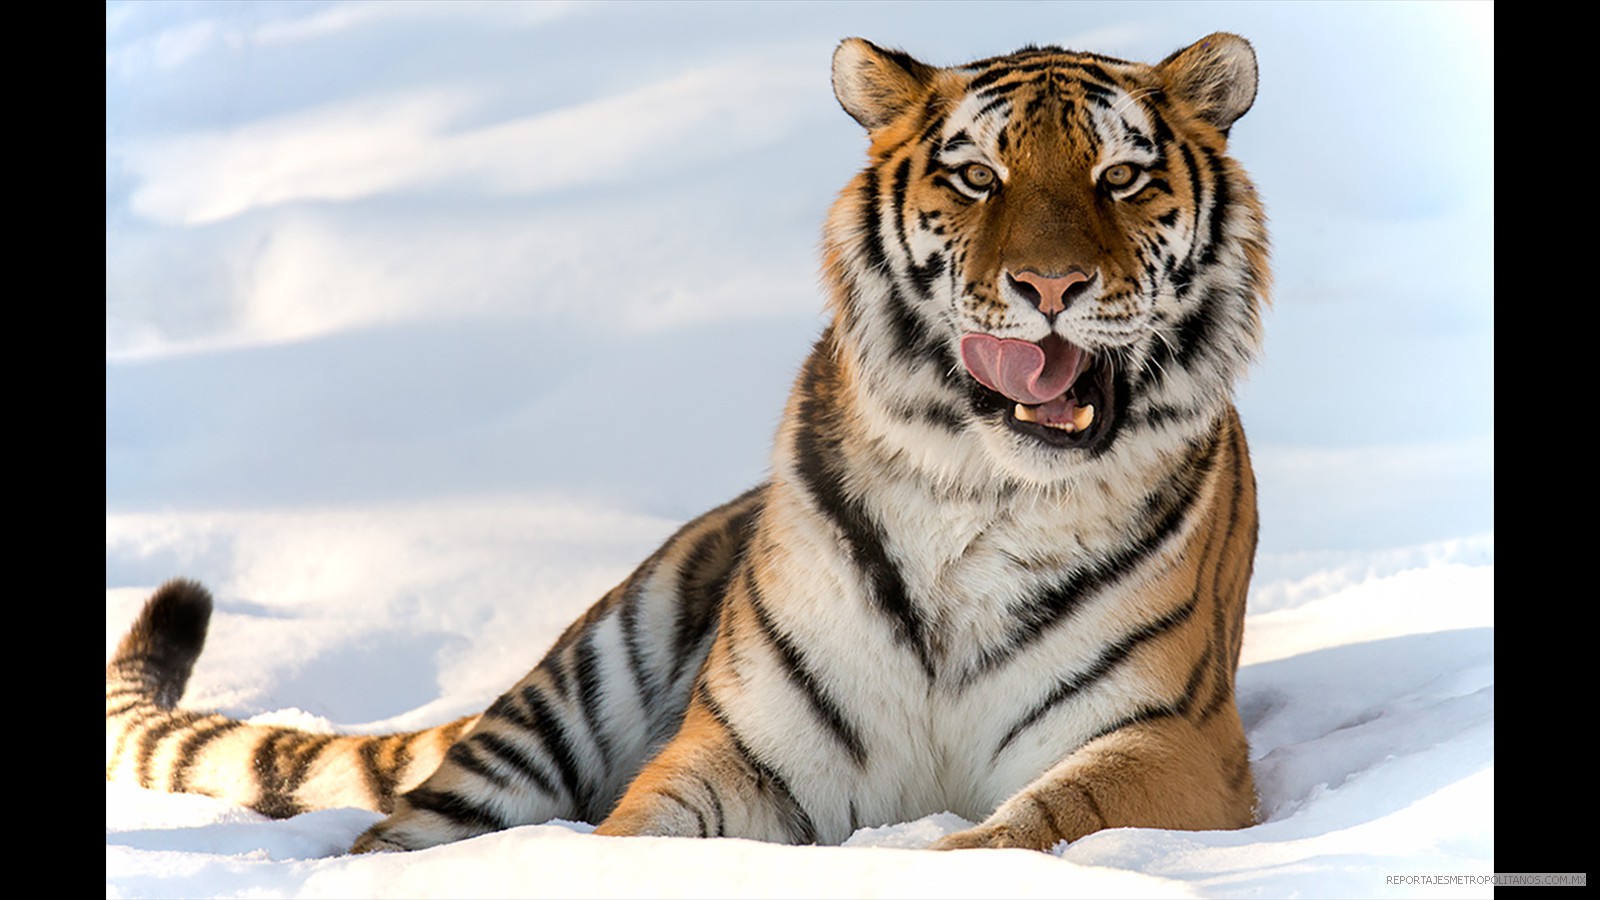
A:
[
  {"left": 106, "top": 0, "right": 1493, "bottom": 556},
  {"left": 106, "top": 2, "right": 1494, "bottom": 896}
]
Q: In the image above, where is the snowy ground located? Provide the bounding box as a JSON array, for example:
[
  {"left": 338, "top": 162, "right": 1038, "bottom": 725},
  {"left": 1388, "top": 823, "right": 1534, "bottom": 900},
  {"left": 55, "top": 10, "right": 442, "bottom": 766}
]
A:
[
  {"left": 104, "top": 521, "right": 1493, "bottom": 899},
  {"left": 107, "top": 2, "right": 1493, "bottom": 897}
]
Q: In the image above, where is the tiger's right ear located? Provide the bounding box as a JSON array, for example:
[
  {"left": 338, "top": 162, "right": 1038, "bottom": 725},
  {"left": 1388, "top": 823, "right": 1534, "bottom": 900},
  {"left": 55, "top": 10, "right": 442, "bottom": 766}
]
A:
[{"left": 832, "top": 38, "right": 937, "bottom": 131}]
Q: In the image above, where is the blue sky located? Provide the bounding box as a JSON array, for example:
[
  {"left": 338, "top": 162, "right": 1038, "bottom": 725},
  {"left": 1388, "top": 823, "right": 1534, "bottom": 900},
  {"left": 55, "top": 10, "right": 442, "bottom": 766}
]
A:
[{"left": 106, "top": 0, "right": 1493, "bottom": 559}]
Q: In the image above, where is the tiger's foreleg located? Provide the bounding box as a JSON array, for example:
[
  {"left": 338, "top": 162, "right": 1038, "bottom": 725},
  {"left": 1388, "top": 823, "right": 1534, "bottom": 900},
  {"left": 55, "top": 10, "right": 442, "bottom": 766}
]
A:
[
  {"left": 935, "top": 413, "right": 1259, "bottom": 852},
  {"left": 933, "top": 710, "right": 1256, "bottom": 851},
  {"left": 593, "top": 681, "right": 820, "bottom": 844},
  {"left": 592, "top": 531, "right": 849, "bottom": 846}
]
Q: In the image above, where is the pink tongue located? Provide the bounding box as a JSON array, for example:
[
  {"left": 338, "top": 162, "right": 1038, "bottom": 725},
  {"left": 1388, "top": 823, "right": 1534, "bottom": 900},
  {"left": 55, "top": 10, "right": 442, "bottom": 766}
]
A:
[{"left": 959, "top": 333, "right": 1084, "bottom": 405}]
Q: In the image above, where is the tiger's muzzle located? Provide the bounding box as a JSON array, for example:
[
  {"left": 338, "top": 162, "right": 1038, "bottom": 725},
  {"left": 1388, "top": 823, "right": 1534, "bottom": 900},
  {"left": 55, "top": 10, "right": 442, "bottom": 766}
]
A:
[{"left": 959, "top": 332, "right": 1119, "bottom": 450}]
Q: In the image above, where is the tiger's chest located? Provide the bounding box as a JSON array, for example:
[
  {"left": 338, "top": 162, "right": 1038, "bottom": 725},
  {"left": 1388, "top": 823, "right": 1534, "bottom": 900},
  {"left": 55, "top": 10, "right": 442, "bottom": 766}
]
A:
[
  {"left": 755, "top": 466, "right": 1191, "bottom": 828},
  {"left": 903, "top": 499, "right": 1166, "bottom": 756}
]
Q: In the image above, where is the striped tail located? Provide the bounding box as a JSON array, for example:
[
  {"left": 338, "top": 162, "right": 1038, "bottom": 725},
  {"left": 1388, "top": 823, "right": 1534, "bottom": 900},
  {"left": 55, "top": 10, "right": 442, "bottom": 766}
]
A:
[{"left": 106, "top": 579, "right": 479, "bottom": 817}]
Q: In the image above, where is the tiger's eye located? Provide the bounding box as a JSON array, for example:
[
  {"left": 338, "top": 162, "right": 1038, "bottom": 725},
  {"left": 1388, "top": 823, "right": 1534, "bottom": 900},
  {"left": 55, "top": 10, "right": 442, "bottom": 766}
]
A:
[
  {"left": 961, "top": 163, "right": 997, "bottom": 190},
  {"left": 1103, "top": 163, "right": 1138, "bottom": 188}
]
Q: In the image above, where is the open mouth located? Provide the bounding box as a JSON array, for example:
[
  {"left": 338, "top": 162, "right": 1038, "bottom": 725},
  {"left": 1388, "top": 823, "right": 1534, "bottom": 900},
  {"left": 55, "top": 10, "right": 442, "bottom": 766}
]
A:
[{"left": 959, "top": 332, "right": 1118, "bottom": 449}]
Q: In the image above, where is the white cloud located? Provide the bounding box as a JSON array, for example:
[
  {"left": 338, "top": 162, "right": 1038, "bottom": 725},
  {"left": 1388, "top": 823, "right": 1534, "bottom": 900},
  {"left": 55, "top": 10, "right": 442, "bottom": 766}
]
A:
[
  {"left": 118, "top": 53, "right": 817, "bottom": 227},
  {"left": 106, "top": 1, "right": 583, "bottom": 77}
]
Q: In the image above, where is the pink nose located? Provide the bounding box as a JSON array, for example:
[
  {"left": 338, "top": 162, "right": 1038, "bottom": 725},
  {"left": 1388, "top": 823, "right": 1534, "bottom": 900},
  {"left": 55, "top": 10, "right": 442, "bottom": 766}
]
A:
[{"left": 1008, "top": 270, "right": 1091, "bottom": 317}]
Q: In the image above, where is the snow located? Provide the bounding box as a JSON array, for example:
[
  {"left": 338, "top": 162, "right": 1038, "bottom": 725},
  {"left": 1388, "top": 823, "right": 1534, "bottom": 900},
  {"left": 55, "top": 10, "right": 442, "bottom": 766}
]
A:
[
  {"left": 107, "top": 2, "right": 1493, "bottom": 896},
  {"left": 103, "top": 527, "right": 1494, "bottom": 897}
]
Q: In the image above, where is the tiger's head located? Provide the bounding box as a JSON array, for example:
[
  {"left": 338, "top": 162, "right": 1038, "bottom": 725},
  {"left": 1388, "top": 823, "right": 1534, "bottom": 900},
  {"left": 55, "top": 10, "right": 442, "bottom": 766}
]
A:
[{"left": 822, "top": 35, "right": 1269, "bottom": 483}]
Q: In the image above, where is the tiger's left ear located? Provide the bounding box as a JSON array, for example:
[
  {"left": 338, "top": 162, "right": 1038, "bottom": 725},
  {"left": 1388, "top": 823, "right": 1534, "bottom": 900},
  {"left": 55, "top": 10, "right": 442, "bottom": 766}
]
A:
[
  {"left": 1157, "top": 33, "right": 1259, "bottom": 133},
  {"left": 833, "top": 38, "right": 938, "bottom": 131}
]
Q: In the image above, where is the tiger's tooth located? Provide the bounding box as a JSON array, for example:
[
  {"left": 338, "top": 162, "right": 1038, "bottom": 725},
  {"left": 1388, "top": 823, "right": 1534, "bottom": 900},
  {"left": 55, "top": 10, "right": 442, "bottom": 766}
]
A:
[
  {"left": 1073, "top": 404, "right": 1095, "bottom": 430},
  {"left": 1014, "top": 403, "right": 1037, "bottom": 423}
]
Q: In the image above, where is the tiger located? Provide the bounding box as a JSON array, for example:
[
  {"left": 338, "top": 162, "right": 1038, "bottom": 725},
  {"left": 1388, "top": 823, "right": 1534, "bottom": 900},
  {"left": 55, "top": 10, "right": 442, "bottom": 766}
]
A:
[{"left": 107, "top": 32, "right": 1269, "bottom": 854}]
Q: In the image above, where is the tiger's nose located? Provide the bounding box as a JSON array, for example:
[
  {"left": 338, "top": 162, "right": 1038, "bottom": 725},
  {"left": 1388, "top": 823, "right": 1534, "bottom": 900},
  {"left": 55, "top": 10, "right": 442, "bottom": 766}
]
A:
[{"left": 1006, "top": 269, "right": 1094, "bottom": 317}]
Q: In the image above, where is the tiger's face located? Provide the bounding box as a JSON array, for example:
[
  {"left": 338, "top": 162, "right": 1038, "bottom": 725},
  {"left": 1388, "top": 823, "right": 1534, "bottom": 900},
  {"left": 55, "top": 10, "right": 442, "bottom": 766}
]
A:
[{"left": 827, "top": 38, "right": 1267, "bottom": 475}]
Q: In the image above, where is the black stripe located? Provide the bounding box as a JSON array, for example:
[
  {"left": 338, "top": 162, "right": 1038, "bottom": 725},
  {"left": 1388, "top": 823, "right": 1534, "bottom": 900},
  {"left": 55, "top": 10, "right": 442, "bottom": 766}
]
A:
[
  {"left": 1075, "top": 67, "right": 1119, "bottom": 95},
  {"left": 696, "top": 774, "right": 726, "bottom": 837},
  {"left": 1199, "top": 146, "right": 1231, "bottom": 266},
  {"left": 882, "top": 271, "right": 939, "bottom": 362},
  {"left": 358, "top": 740, "right": 388, "bottom": 811},
  {"left": 1059, "top": 96, "right": 1080, "bottom": 132},
  {"left": 258, "top": 732, "right": 337, "bottom": 818},
  {"left": 658, "top": 787, "right": 708, "bottom": 837},
  {"left": 1172, "top": 285, "right": 1222, "bottom": 373},
  {"left": 1060, "top": 778, "right": 1107, "bottom": 830},
  {"left": 378, "top": 736, "right": 421, "bottom": 812},
  {"left": 404, "top": 786, "right": 509, "bottom": 832},
  {"left": 743, "top": 566, "right": 868, "bottom": 766},
  {"left": 105, "top": 699, "right": 144, "bottom": 719},
  {"left": 572, "top": 629, "right": 615, "bottom": 769},
  {"left": 250, "top": 729, "right": 303, "bottom": 818},
  {"left": 1132, "top": 401, "right": 1203, "bottom": 430},
  {"left": 1023, "top": 86, "right": 1053, "bottom": 125},
  {"left": 974, "top": 91, "right": 1013, "bottom": 122},
  {"left": 1200, "top": 423, "right": 1242, "bottom": 721},
  {"left": 696, "top": 681, "right": 818, "bottom": 844},
  {"left": 672, "top": 525, "right": 723, "bottom": 663},
  {"left": 1224, "top": 424, "right": 1258, "bottom": 672},
  {"left": 135, "top": 711, "right": 202, "bottom": 789},
  {"left": 916, "top": 399, "right": 966, "bottom": 432},
  {"left": 993, "top": 589, "right": 1202, "bottom": 757},
  {"left": 362, "top": 737, "right": 406, "bottom": 813},
  {"left": 852, "top": 163, "right": 944, "bottom": 362},
  {"left": 967, "top": 61, "right": 1047, "bottom": 93},
  {"left": 908, "top": 90, "right": 940, "bottom": 141},
  {"left": 619, "top": 569, "right": 658, "bottom": 711},
  {"left": 1029, "top": 793, "right": 1069, "bottom": 840},
  {"left": 1141, "top": 178, "right": 1173, "bottom": 197},
  {"left": 1185, "top": 642, "right": 1217, "bottom": 719},
  {"left": 543, "top": 651, "right": 573, "bottom": 703},
  {"left": 890, "top": 156, "right": 941, "bottom": 303},
  {"left": 445, "top": 740, "right": 511, "bottom": 788},
  {"left": 519, "top": 685, "right": 594, "bottom": 820},
  {"left": 915, "top": 107, "right": 950, "bottom": 146},
  {"left": 475, "top": 731, "right": 559, "bottom": 797},
  {"left": 486, "top": 689, "right": 543, "bottom": 742},
  {"left": 1173, "top": 642, "right": 1214, "bottom": 717},
  {"left": 883, "top": 283, "right": 934, "bottom": 357},
  {"left": 104, "top": 685, "right": 151, "bottom": 702},
  {"left": 858, "top": 168, "right": 888, "bottom": 274},
  {"left": 1178, "top": 141, "right": 1205, "bottom": 273},
  {"left": 669, "top": 500, "right": 758, "bottom": 684},
  {"left": 790, "top": 352, "right": 935, "bottom": 678},
  {"left": 1080, "top": 701, "right": 1181, "bottom": 750},
  {"left": 109, "top": 708, "right": 167, "bottom": 774},
  {"left": 886, "top": 396, "right": 965, "bottom": 433},
  {"left": 1073, "top": 643, "right": 1217, "bottom": 754},
  {"left": 973, "top": 435, "right": 1214, "bottom": 677},
  {"left": 169, "top": 718, "right": 244, "bottom": 792}
]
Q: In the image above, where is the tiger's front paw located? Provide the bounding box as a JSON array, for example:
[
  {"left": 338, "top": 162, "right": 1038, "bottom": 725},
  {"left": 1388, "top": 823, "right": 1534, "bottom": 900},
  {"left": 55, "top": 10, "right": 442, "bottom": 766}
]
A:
[
  {"left": 594, "top": 801, "right": 705, "bottom": 838},
  {"left": 349, "top": 828, "right": 408, "bottom": 854},
  {"left": 932, "top": 823, "right": 1039, "bottom": 851}
]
